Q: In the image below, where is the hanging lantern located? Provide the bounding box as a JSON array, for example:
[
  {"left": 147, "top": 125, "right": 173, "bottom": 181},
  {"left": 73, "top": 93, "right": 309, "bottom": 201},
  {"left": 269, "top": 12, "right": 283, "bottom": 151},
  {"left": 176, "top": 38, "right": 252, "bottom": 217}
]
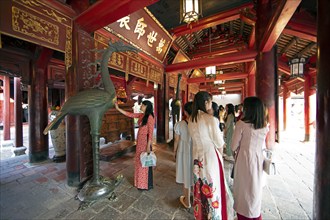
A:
[
  {"left": 214, "top": 80, "right": 225, "bottom": 85},
  {"left": 180, "top": 0, "right": 202, "bottom": 24},
  {"left": 289, "top": 57, "right": 305, "bottom": 78},
  {"left": 205, "top": 66, "right": 216, "bottom": 79}
]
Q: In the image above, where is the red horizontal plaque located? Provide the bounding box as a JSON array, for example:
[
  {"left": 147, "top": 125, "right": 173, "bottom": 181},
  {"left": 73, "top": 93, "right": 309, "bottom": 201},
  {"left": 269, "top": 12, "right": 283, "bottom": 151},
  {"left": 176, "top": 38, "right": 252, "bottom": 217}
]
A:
[{"left": 104, "top": 8, "right": 173, "bottom": 63}]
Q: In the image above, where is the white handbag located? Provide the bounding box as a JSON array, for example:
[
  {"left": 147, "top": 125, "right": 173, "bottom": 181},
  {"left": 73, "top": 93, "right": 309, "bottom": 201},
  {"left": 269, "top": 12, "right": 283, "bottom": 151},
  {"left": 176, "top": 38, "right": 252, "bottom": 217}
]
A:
[
  {"left": 140, "top": 151, "right": 157, "bottom": 167},
  {"left": 263, "top": 149, "right": 276, "bottom": 175}
]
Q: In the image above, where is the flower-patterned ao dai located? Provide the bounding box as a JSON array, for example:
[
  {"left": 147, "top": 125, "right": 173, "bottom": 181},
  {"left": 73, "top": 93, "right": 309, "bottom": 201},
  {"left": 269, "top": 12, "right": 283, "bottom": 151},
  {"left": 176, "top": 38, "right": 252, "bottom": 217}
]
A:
[
  {"left": 123, "top": 112, "right": 154, "bottom": 190},
  {"left": 188, "top": 110, "right": 233, "bottom": 219}
]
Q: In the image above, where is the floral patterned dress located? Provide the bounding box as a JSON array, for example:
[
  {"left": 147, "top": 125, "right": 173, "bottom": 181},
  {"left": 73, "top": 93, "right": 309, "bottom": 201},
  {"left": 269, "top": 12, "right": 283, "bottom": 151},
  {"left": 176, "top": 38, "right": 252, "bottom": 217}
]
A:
[
  {"left": 124, "top": 112, "right": 154, "bottom": 190},
  {"left": 188, "top": 111, "right": 231, "bottom": 220}
]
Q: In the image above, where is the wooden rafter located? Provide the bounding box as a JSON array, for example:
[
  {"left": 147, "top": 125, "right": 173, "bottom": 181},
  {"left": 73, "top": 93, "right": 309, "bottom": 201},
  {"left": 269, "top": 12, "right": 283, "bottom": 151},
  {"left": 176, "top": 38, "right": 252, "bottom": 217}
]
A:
[
  {"left": 280, "top": 36, "right": 297, "bottom": 55},
  {"left": 297, "top": 42, "right": 317, "bottom": 57},
  {"left": 283, "top": 20, "right": 317, "bottom": 42},
  {"left": 191, "top": 44, "right": 245, "bottom": 59},
  {"left": 187, "top": 72, "right": 248, "bottom": 84},
  {"left": 171, "top": 2, "right": 253, "bottom": 38},
  {"left": 199, "top": 82, "right": 244, "bottom": 90},
  {"left": 260, "top": 0, "right": 301, "bottom": 52},
  {"left": 165, "top": 50, "right": 257, "bottom": 73}
]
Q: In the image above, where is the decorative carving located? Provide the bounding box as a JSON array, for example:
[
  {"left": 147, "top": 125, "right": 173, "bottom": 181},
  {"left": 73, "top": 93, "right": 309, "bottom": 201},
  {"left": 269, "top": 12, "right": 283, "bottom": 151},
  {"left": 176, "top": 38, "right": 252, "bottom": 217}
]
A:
[
  {"left": 12, "top": 6, "right": 59, "bottom": 45},
  {"left": 42, "top": 9, "right": 67, "bottom": 23},
  {"left": 21, "top": 0, "right": 41, "bottom": 7},
  {"left": 65, "top": 26, "right": 72, "bottom": 68}
]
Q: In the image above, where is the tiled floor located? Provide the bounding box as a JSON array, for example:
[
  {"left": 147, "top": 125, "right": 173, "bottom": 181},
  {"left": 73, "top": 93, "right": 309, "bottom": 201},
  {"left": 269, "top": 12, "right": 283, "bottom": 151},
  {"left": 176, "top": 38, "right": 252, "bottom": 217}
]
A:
[{"left": 0, "top": 125, "right": 315, "bottom": 219}]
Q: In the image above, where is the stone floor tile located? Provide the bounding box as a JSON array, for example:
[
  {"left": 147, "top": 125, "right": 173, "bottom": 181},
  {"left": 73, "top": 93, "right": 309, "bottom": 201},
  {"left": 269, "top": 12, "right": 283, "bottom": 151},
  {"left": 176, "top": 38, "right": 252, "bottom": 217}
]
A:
[{"left": 117, "top": 207, "right": 146, "bottom": 220}]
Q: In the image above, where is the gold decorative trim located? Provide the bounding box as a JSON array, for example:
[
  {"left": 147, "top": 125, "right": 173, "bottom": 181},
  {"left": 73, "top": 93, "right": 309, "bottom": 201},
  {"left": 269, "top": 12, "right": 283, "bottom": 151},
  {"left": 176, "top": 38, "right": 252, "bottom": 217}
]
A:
[
  {"left": 104, "top": 26, "right": 163, "bottom": 64},
  {"left": 15, "top": 0, "right": 71, "bottom": 27},
  {"left": 21, "top": 0, "right": 41, "bottom": 7},
  {"left": 65, "top": 26, "right": 72, "bottom": 68},
  {"left": 144, "top": 8, "right": 173, "bottom": 40},
  {"left": 12, "top": 6, "right": 59, "bottom": 45},
  {"left": 42, "top": 9, "right": 67, "bottom": 23}
]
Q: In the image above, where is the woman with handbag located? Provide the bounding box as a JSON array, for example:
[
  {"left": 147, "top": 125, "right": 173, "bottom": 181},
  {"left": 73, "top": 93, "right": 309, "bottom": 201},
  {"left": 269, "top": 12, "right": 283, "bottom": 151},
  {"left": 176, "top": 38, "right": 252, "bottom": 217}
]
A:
[
  {"left": 188, "top": 91, "right": 230, "bottom": 219},
  {"left": 115, "top": 100, "right": 155, "bottom": 190},
  {"left": 231, "top": 97, "right": 269, "bottom": 220}
]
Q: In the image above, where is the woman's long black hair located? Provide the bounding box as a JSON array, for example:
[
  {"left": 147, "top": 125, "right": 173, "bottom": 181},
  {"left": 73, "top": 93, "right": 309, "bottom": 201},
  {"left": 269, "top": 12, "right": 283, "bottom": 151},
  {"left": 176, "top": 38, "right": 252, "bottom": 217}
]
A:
[
  {"left": 225, "top": 103, "right": 235, "bottom": 122},
  {"left": 191, "top": 91, "right": 212, "bottom": 123},
  {"left": 242, "top": 96, "right": 267, "bottom": 129},
  {"left": 141, "top": 100, "right": 154, "bottom": 126}
]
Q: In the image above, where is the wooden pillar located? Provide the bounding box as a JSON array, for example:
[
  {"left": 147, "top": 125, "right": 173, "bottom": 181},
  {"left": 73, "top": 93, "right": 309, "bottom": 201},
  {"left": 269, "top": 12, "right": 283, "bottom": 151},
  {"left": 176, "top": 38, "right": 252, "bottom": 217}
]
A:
[
  {"left": 248, "top": 72, "right": 255, "bottom": 97},
  {"left": 282, "top": 84, "right": 289, "bottom": 131},
  {"left": 156, "top": 74, "right": 166, "bottom": 143},
  {"left": 2, "top": 75, "right": 10, "bottom": 140},
  {"left": 304, "top": 73, "right": 311, "bottom": 142},
  {"left": 314, "top": 0, "right": 330, "bottom": 218},
  {"left": 29, "top": 47, "right": 53, "bottom": 162},
  {"left": 153, "top": 82, "right": 158, "bottom": 132},
  {"left": 256, "top": 0, "right": 276, "bottom": 149},
  {"left": 65, "top": 24, "right": 94, "bottom": 186},
  {"left": 14, "top": 77, "right": 23, "bottom": 147},
  {"left": 164, "top": 73, "right": 170, "bottom": 142}
]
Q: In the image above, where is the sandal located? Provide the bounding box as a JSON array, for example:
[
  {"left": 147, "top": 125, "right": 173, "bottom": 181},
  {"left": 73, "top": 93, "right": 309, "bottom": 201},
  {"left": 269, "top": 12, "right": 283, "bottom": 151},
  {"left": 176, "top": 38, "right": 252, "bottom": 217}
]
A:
[{"left": 180, "top": 196, "right": 191, "bottom": 209}]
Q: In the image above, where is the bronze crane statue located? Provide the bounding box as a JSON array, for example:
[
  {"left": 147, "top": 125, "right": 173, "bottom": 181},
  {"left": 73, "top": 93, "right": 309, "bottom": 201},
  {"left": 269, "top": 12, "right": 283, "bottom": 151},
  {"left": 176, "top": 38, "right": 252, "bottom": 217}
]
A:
[{"left": 43, "top": 40, "right": 138, "bottom": 209}]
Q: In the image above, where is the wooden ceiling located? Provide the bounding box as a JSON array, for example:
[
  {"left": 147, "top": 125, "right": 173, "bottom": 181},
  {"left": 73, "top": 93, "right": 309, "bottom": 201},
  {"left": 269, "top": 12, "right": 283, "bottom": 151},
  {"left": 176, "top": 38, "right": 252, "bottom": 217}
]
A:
[
  {"left": 57, "top": 0, "right": 318, "bottom": 95},
  {"left": 147, "top": 0, "right": 317, "bottom": 95}
]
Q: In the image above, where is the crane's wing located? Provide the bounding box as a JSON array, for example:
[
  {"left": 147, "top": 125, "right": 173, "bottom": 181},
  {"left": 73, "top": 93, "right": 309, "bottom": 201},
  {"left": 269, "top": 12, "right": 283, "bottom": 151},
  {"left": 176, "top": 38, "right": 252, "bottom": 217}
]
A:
[{"left": 60, "top": 89, "right": 114, "bottom": 114}]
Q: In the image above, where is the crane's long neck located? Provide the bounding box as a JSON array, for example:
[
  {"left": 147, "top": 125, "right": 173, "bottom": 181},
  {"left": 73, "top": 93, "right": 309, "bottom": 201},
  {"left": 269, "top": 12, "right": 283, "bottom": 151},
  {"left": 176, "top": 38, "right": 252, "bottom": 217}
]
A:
[{"left": 101, "top": 49, "right": 115, "bottom": 94}]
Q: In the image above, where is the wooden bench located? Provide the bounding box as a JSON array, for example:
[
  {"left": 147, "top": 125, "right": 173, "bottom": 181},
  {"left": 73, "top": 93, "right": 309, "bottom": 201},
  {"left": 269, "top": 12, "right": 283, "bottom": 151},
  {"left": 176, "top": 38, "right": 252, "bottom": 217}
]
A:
[{"left": 100, "top": 140, "right": 136, "bottom": 161}]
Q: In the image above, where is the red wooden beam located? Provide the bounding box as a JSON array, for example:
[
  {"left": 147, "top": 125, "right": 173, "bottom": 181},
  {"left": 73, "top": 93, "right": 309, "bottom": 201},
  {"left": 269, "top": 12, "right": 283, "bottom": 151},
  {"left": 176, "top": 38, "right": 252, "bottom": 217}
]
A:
[
  {"left": 204, "top": 87, "right": 243, "bottom": 94},
  {"left": 199, "top": 82, "right": 244, "bottom": 89},
  {"left": 171, "top": 2, "right": 253, "bottom": 38},
  {"left": 166, "top": 50, "right": 257, "bottom": 73},
  {"left": 75, "top": 0, "right": 158, "bottom": 33},
  {"left": 191, "top": 44, "right": 245, "bottom": 59},
  {"left": 278, "top": 59, "right": 290, "bottom": 75},
  {"left": 187, "top": 72, "right": 248, "bottom": 84},
  {"left": 248, "top": 25, "right": 255, "bottom": 49},
  {"left": 260, "top": 0, "right": 301, "bottom": 52},
  {"left": 283, "top": 20, "right": 317, "bottom": 42}
]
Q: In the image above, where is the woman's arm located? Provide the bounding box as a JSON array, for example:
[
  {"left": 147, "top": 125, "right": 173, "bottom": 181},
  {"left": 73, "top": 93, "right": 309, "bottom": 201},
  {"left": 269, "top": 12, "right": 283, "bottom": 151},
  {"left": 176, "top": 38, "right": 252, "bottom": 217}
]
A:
[
  {"left": 115, "top": 102, "right": 129, "bottom": 114},
  {"left": 146, "top": 115, "right": 155, "bottom": 153},
  {"left": 173, "top": 133, "right": 180, "bottom": 160},
  {"left": 231, "top": 121, "right": 242, "bottom": 152},
  {"left": 115, "top": 102, "right": 141, "bottom": 118},
  {"left": 211, "top": 117, "right": 225, "bottom": 154}
]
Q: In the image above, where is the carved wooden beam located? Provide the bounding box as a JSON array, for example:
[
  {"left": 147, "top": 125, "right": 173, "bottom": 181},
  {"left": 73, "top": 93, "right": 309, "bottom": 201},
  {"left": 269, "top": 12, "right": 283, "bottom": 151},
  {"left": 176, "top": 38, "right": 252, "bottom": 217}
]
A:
[
  {"left": 283, "top": 20, "right": 317, "bottom": 42},
  {"left": 75, "top": 0, "right": 158, "bottom": 33},
  {"left": 165, "top": 50, "right": 257, "bottom": 73},
  {"left": 191, "top": 44, "right": 245, "bottom": 59},
  {"left": 278, "top": 59, "right": 290, "bottom": 75},
  {"left": 246, "top": 25, "right": 255, "bottom": 49},
  {"left": 204, "top": 87, "right": 243, "bottom": 94},
  {"left": 199, "top": 82, "right": 244, "bottom": 90},
  {"left": 259, "top": 0, "right": 301, "bottom": 52},
  {"left": 187, "top": 72, "right": 248, "bottom": 84},
  {"left": 171, "top": 2, "right": 253, "bottom": 38}
]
